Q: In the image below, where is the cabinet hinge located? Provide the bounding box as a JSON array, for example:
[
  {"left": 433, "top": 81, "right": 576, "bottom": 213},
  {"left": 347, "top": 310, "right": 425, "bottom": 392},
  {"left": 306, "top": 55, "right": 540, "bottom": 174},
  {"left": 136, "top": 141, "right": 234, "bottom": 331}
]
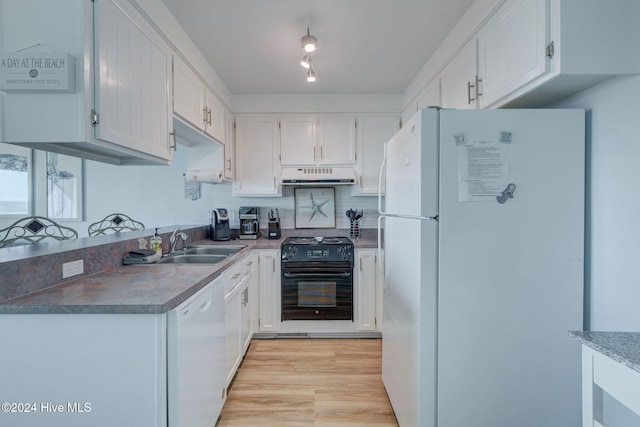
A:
[
  {"left": 90, "top": 109, "right": 99, "bottom": 126},
  {"left": 546, "top": 41, "right": 555, "bottom": 59},
  {"left": 278, "top": 121, "right": 281, "bottom": 129}
]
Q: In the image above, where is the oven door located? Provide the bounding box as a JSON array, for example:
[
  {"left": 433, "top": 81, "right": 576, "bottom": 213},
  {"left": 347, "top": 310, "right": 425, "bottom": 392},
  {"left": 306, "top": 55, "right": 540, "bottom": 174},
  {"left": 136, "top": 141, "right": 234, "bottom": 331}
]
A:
[{"left": 281, "top": 267, "right": 353, "bottom": 321}]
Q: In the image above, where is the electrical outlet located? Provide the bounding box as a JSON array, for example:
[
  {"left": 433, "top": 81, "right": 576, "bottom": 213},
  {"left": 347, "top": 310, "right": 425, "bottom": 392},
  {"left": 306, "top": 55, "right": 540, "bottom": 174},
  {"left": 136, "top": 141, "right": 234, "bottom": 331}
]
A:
[{"left": 62, "top": 259, "right": 84, "bottom": 279}]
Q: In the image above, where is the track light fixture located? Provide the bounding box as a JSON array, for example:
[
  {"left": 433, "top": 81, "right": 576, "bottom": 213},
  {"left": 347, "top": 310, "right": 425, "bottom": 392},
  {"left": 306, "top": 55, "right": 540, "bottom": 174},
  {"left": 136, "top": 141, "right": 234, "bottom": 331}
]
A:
[
  {"left": 300, "top": 28, "right": 317, "bottom": 82},
  {"left": 300, "top": 53, "right": 312, "bottom": 69},
  {"left": 301, "top": 28, "right": 317, "bottom": 53},
  {"left": 306, "top": 68, "right": 316, "bottom": 82}
]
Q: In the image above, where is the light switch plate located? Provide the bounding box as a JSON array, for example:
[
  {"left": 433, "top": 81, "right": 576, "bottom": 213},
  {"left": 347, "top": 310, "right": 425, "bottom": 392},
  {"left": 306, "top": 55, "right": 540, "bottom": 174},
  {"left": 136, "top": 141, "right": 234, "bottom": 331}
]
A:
[{"left": 62, "top": 259, "right": 84, "bottom": 279}]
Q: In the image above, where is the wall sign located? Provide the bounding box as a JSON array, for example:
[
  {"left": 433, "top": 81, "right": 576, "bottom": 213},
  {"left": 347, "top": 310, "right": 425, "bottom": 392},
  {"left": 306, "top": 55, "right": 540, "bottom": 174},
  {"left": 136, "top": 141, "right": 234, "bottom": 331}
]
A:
[{"left": 0, "top": 51, "right": 75, "bottom": 93}]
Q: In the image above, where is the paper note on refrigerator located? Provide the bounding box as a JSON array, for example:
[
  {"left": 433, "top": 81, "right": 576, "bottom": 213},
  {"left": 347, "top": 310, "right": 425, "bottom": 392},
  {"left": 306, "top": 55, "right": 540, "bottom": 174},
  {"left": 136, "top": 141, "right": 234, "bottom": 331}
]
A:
[{"left": 458, "top": 140, "right": 508, "bottom": 201}]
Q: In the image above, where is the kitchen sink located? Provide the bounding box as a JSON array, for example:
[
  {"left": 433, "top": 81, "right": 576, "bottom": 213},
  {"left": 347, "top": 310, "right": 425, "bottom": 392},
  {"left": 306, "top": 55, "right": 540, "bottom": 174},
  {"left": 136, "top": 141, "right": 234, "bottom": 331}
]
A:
[
  {"left": 183, "top": 245, "right": 245, "bottom": 256},
  {"left": 156, "top": 254, "right": 228, "bottom": 264}
]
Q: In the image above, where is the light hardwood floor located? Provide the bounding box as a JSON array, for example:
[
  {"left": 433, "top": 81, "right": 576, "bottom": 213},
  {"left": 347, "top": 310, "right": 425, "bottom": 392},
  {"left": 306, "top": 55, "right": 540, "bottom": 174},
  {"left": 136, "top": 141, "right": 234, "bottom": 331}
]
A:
[{"left": 217, "top": 338, "right": 398, "bottom": 426}]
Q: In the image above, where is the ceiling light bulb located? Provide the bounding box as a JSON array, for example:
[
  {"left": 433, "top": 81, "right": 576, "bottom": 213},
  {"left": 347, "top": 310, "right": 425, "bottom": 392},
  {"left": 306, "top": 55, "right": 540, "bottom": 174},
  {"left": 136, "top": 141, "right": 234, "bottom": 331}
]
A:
[
  {"left": 306, "top": 68, "right": 316, "bottom": 82},
  {"left": 301, "top": 28, "right": 317, "bottom": 53},
  {"left": 301, "top": 54, "right": 311, "bottom": 69}
]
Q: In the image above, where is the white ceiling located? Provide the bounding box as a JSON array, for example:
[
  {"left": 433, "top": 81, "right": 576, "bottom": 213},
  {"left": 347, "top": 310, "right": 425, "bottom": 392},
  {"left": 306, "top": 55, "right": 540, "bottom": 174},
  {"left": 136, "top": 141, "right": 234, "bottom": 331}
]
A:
[{"left": 160, "top": 0, "right": 476, "bottom": 95}]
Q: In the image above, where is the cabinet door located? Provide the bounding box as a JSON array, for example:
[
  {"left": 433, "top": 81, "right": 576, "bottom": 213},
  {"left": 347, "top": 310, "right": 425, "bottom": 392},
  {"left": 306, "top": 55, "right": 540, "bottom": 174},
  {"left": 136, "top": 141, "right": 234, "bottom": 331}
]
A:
[
  {"left": 440, "top": 39, "right": 478, "bottom": 110},
  {"left": 354, "top": 115, "right": 399, "bottom": 196},
  {"left": 223, "top": 109, "right": 235, "bottom": 180},
  {"left": 94, "top": 0, "right": 172, "bottom": 161},
  {"left": 234, "top": 116, "right": 280, "bottom": 196},
  {"left": 258, "top": 250, "right": 280, "bottom": 332},
  {"left": 241, "top": 254, "right": 257, "bottom": 352},
  {"left": 204, "top": 88, "right": 225, "bottom": 143},
  {"left": 317, "top": 116, "right": 356, "bottom": 165},
  {"left": 356, "top": 250, "right": 378, "bottom": 331},
  {"left": 241, "top": 283, "right": 251, "bottom": 352},
  {"left": 225, "top": 282, "right": 242, "bottom": 386},
  {"left": 172, "top": 56, "right": 206, "bottom": 131},
  {"left": 477, "top": 0, "right": 548, "bottom": 108},
  {"left": 280, "top": 116, "right": 316, "bottom": 165}
]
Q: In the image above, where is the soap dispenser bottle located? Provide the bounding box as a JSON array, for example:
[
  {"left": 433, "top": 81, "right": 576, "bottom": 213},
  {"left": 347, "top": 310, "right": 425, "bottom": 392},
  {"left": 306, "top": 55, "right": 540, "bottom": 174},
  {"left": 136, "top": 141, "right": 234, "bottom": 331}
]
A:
[{"left": 150, "top": 228, "right": 163, "bottom": 255}]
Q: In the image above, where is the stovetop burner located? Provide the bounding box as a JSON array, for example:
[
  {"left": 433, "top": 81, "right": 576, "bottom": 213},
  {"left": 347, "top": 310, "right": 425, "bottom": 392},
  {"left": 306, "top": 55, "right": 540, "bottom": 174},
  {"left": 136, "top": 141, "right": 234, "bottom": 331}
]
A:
[{"left": 284, "top": 236, "right": 352, "bottom": 245}]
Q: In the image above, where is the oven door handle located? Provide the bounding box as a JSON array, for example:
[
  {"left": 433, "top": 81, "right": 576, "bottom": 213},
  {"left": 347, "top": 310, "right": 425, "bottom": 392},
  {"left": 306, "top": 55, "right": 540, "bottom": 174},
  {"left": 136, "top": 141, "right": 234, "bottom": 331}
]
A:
[{"left": 283, "top": 272, "right": 352, "bottom": 279}]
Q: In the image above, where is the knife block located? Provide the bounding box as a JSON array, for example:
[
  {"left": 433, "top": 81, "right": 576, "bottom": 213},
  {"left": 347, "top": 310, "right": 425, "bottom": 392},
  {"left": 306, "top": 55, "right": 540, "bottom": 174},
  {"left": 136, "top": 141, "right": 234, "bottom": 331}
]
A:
[{"left": 267, "top": 219, "right": 281, "bottom": 239}]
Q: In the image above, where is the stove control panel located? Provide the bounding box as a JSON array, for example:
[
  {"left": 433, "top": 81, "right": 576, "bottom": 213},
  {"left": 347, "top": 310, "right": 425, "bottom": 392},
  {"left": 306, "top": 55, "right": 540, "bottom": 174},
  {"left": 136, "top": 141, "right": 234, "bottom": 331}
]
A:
[{"left": 281, "top": 244, "right": 353, "bottom": 263}]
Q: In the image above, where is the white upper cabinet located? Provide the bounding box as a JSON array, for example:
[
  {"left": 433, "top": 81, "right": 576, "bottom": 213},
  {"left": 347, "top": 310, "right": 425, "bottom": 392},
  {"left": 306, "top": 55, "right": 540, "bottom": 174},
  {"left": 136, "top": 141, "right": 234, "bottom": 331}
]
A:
[
  {"left": 280, "top": 115, "right": 316, "bottom": 165},
  {"left": 173, "top": 56, "right": 206, "bottom": 131},
  {"left": 234, "top": 115, "right": 281, "bottom": 196},
  {"left": 440, "top": 39, "right": 479, "bottom": 110},
  {"left": 475, "top": 0, "right": 640, "bottom": 108},
  {"left": 0, "top": 0, "right": 173, "bottom": 165},
  {"left": 280, "top": 114, "right": 356, "bottom": 166},
  {"left": 94, "top": 0, "right": 173, "bottom": 162},
  {"left": 172, "top": 55, "right": 225, "bottom": 144},
  {"left": 204, "top": 87, "right": 225, "bottom": 142},
  {"left": 317, "top": 115, "right": 356, "bottom": 165},
  {"left": 223, "top": 109, "right": 235, "bottom": 181},
  {"left": 354, "top": 115, "right": 399, "bottom": 196},
  {"left": 476, "top": 0, "right": 547, "bottom": 108}
]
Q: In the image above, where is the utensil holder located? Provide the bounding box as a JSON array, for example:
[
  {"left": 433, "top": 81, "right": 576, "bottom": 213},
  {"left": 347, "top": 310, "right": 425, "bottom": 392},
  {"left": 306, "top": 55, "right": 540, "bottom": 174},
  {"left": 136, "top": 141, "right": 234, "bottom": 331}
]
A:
[{"left": 350, "top": 219, "right": 360, "bottom": 239}]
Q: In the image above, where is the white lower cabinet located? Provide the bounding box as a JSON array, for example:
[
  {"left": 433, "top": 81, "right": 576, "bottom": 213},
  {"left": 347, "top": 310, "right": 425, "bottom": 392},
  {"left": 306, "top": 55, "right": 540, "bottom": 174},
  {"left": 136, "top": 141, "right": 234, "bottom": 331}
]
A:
[
  {"left": 224, "top": 253, "right": 258, "bottom": 387},
  {"left": 257, "top": 249, "right": 281, "bottom": 332},
  {"left": 0, "top": 313, "right": 168, "bottom": 427},
  {"left": 241, "top": 254, "right": 258, "bottom": 353},
  {"left": 355, "top": 249, "right": 381, "bottom": 331},
  {"left": 224, "top": 275, "right": 243, "bottom": 386}
]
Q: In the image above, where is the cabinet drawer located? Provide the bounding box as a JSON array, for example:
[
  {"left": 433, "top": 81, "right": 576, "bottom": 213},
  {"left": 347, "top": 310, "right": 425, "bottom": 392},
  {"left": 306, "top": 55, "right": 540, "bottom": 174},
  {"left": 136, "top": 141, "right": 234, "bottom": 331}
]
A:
[{"left": 225, "top": 262, "right": 243, "bottom": 294}]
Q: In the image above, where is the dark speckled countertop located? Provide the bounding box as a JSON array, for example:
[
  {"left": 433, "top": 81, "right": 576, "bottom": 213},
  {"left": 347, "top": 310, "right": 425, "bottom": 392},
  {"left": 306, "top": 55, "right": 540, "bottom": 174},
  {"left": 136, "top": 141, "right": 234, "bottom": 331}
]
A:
[
  {"left": 569, "top": 331, "right": 640, "bottom": 374},
  {"left": 0, "top": 264, "right": 223, "bottom": 314},
  {"left": 0, "top": 233, "right": 377, "bottom": 315}
]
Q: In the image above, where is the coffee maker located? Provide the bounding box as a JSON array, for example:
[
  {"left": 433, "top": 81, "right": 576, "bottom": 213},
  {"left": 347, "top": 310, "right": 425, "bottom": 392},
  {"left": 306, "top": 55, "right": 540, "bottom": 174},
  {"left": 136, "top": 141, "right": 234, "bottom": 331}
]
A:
[
  {"left": 211, "top": 208, "right": 231, "bottom": 241},
  {"left": 239, "top": 207, "right": 259, "bottom": 240}
]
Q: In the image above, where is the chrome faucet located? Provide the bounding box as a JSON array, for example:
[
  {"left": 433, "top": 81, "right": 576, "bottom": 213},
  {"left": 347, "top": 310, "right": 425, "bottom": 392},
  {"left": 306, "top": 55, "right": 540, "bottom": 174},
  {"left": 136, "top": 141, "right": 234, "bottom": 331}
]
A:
[{"left": 169, "top": 228, "right": 188, "bottom": 253}]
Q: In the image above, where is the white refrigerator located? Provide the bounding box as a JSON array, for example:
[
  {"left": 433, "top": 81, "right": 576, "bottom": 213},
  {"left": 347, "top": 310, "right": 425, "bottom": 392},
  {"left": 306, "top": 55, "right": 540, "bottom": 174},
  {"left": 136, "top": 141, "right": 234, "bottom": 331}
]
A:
[{"left": 378, "top": 108, "right": 584, "bottom": 427}]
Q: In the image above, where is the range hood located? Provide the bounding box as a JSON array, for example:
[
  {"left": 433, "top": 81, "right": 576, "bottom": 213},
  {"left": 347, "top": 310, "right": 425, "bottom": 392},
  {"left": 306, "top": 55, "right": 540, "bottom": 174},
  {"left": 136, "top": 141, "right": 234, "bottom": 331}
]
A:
[{"left": 281, "top": 167, "right": 356, "bottom": 185}]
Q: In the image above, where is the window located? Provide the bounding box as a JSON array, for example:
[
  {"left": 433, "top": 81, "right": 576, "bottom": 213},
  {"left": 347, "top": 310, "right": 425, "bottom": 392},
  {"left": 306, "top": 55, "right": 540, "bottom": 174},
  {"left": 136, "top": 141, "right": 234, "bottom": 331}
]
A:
[
  {"left": 0, "top": 143, "right": 31, "bottom": 217},
  {"left": 0, "top": 143, "right": 83, "bottom": 220},
  {"left": 46, "top": 152, "right": 83, "bottom": 219}
]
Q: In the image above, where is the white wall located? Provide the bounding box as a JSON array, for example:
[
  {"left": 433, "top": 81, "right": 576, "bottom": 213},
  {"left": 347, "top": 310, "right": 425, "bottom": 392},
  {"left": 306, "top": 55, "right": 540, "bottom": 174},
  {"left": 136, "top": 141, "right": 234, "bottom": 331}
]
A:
[
  {"left": 554, "top": 75, "right": 640, "bottom": 333},
  {"left": 77, "top": 144, "right": 214, "bottom": 237}
]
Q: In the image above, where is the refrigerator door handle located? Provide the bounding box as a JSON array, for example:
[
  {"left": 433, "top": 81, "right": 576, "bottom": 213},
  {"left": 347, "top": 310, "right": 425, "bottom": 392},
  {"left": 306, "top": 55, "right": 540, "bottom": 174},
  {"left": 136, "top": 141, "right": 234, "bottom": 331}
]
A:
[
  {"left": 377, "top": 215, "right": 386, "bottom": 291},
  {"left": 378, "top": 142, "right": 387, "bottom": 215}
]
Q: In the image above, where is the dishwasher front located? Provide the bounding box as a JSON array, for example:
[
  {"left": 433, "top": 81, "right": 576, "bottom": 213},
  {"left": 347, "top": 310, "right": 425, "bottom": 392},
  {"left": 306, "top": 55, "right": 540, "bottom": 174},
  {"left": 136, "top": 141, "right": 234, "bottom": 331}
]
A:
[{"left": 168, "top": 276, "right": 225, "bottom": 426}]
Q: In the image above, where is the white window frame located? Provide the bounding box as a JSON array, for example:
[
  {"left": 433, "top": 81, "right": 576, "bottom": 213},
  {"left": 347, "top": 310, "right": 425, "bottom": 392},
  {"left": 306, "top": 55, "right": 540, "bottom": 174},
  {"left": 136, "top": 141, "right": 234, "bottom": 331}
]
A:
[{"left": 0, "top": 144, "right": 84, "bottom": 222}]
